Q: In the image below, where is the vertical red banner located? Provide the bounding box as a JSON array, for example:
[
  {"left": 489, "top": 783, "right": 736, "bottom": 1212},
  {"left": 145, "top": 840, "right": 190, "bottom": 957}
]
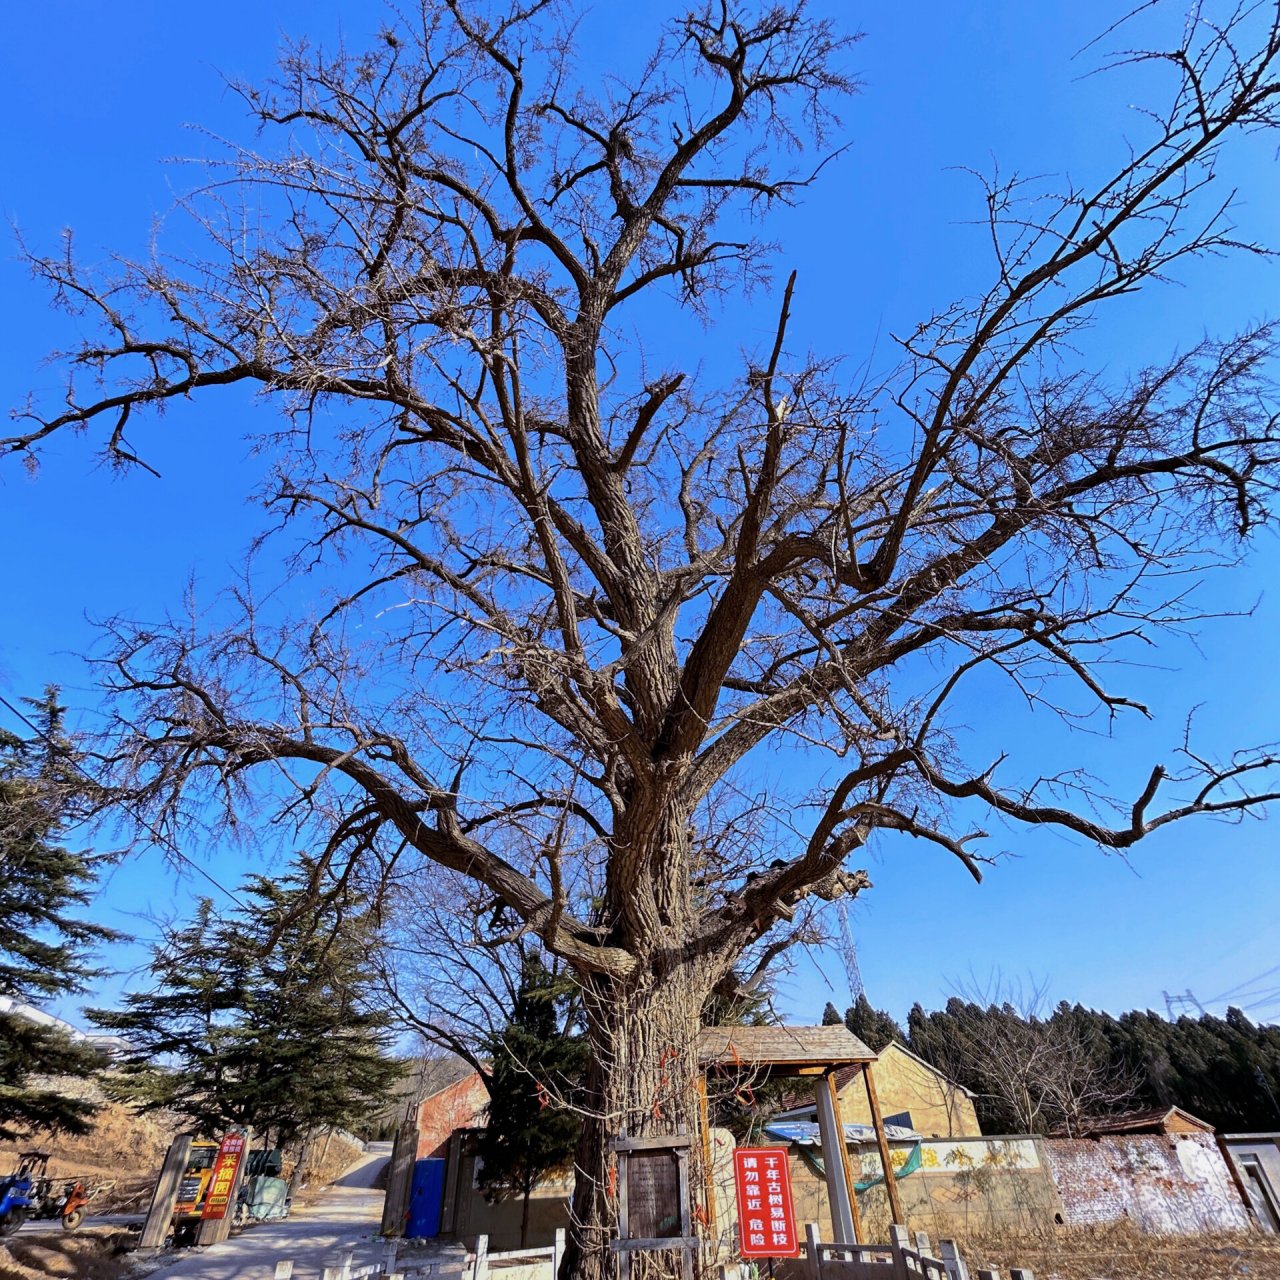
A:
[
  {"left": 201, "top": 1132, "right": 247, "bottom": 1219},
  {"left": 733, "top": 1145, "right": 800, "bottom": 1258}
]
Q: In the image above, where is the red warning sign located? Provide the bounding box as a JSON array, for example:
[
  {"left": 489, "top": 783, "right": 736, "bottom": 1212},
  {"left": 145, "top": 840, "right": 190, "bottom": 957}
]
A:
[{"left": 733, "top": 1146, "right": 800, "bottom": 1258}]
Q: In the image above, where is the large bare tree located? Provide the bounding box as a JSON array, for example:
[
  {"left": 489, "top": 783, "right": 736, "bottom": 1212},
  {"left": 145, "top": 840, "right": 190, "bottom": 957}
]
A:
[{"left": 8, "top": 2, "right": 1280, "bottom": 1272}]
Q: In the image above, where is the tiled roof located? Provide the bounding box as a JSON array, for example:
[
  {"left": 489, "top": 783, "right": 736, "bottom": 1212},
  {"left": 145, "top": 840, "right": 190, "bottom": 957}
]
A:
[
  {"left": 1059, "top": 1106, "right": 1215, "bottom": 1137},
  {"left": 699, "top": 1024, "right": 876, "bottom": 1070}
]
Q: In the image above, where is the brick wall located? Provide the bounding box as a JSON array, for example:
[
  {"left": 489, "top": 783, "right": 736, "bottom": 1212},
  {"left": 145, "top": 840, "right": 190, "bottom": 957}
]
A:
[
  {"left": 1042, "top": 1134, "right": 1250, "bottom": 1233},
  {"left": 416, "top": 1073, "right": 490, "bottom": 1158}
]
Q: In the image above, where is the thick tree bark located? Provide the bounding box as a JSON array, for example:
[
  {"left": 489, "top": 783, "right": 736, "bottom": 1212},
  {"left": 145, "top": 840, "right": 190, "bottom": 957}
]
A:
[{"left": 563, "top": 960, "right": 715, "bottom": 1280}]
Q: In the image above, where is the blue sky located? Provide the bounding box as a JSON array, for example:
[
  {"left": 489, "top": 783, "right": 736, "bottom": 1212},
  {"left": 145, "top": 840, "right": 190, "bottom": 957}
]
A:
[{"left": 1, "top": 1, "right": 1278, "bottom": 1029}]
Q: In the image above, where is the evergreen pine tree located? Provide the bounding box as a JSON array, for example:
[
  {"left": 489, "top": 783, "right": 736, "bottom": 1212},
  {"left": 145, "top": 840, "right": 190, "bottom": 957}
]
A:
[
  {"left": 477, "top": 957, "right": 586, "bottom": 1246},
  {"left": 0, "top": 689, "right": 115, "bottom": 1138},
  {"left": 844, "top": 994, "right": 904, "bottom": 1052},
  {"left": 91, "top": 857, "right": 403, "bottom": 1146},
  {"left": 821, "top": 1001, "right": 842, "bottom": 1026}
]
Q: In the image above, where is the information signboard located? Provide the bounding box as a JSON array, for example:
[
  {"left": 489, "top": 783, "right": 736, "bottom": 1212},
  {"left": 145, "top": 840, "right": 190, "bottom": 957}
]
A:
[
  {"left": 200, "top": 1132, "right": 247, "bottom": 1220},
  {"left": 732, "top": 1146, "right": 799, "bottom": 1258},
  {"left": 626, "top": 1146, "right": 683, "bottom": 1238}
]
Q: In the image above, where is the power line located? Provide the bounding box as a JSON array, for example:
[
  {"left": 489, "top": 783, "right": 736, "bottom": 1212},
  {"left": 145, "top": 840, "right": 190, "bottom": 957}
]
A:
[
  {"left": 0, "top": 690, "right": 246, "bottom": 908},
  {"left": 1206, "top": 963, "right": 1280, "bottom": 1005}
]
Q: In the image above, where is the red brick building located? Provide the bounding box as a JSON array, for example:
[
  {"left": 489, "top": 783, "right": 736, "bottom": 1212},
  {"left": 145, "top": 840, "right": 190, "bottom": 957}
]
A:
[{"left": 414, "top": 1070, "right": 489, "bottom": 1158}]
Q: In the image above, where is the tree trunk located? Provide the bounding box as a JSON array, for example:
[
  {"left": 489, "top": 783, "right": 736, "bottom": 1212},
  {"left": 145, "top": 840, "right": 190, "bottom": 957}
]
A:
[{"left": 561, "top": 960, "right": 715, "bottom": 1280}]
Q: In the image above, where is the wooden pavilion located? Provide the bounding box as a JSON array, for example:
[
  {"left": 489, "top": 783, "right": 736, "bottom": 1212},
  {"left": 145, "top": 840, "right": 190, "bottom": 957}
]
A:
[{"left": 697, "top": 1024, "right": 903, "bottom": 1243}]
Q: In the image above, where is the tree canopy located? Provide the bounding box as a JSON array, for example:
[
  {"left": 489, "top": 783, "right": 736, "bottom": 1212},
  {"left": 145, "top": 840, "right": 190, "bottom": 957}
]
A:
[
  {"left": 8, "top": 3, "right": 1280, "bottom": 1272},
  {"left": 838, "top": 991, "right": 1280, "bottom": 1135},
  {"left": 91, "top": 857, "right": 403, "bottom": 1147},
  {"left": 0, "top": 690, "right": 114, "bottom": 1139}
]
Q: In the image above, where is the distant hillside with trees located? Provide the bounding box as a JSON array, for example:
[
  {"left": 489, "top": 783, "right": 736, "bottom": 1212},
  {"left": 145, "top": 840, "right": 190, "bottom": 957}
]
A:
[{"left": 825, "top": 994, "right": 1280, "bottom": 1134}]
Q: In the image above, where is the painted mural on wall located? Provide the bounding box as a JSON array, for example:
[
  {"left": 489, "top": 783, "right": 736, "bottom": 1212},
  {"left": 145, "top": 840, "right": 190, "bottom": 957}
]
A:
[{"left": 852, "top": 1138, "right": 1040, "bottom": 1181}]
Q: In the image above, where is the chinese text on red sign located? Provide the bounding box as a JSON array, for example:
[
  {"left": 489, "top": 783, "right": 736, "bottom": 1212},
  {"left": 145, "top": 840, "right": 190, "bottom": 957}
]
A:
[
  {"left": 201, "top": 1132, "right": 247, "bottom": 1220},
  {"left": 732, "top": 1146, "right": 799, "bottom": 1258}
]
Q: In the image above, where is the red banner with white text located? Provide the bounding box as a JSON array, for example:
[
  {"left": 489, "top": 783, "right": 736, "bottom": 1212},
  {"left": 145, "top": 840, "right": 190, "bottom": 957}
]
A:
[
  {"left": 733, "top": 1146, "right": 799, "bottom": 1258},
  {"left": 201, "top": 1132, "right": 247, "bottom": 1220}
]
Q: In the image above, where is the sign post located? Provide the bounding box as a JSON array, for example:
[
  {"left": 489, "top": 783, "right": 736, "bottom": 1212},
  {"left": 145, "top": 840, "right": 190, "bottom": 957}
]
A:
[
  {"left": 732, "top": 1146, "right": 799, "bottom": 1260},
  {"left": 196, "top": 1130, "right": 251, "bottom": 1245},
  {"left": 608, "top": 1130, "right": 699, "bottom": 1280},
  {"left": 201, "top": 1132, "right": 248, "bottom": 1220}
]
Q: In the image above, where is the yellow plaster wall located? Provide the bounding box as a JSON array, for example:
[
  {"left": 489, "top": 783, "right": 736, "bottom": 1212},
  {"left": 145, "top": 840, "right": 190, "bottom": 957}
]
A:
[{"left": 837, "top": 1044, "right": 981, "bottom": 1139}]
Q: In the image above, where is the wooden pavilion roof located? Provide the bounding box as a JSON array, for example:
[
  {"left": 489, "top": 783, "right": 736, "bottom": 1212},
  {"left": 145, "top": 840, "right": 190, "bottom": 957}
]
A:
[{"left": 699, "top": 1024, "right": 877, "bottom": 1076}]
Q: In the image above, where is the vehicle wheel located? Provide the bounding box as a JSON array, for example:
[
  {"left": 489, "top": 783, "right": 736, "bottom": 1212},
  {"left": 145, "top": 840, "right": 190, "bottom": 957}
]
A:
[
  {"left": 62, "top": 1208, "right": 84, "bottom": 1231},
  {"left": 0, "top": 1207, "right": 28, "bottom": 1236}
]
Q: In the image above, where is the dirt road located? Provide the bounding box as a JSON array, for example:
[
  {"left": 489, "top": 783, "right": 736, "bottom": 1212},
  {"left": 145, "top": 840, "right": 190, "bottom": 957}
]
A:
[{"left": 146, "top": 1141, "right": 391, "bottom": 1280}]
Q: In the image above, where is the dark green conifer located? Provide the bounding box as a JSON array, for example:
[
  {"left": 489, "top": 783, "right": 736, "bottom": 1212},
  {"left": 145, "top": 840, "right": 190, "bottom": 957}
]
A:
[
  {"left": 91, "top": 857, "right": 402, "bottom": 1146},
  {"left": 477, "top": 957, "right": 586, "bottom": 1247},
  {"left": 843, "top": 994, "right": 904, "bottom": 1052},
  {"left": 0, "top": 689, "right": 115, "bottom": 1139}
]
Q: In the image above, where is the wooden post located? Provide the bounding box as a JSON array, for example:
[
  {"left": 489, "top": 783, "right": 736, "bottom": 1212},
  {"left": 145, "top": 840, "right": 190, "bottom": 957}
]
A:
[
  {"left": 441, "top": 1129, "right": 464, "bottom": 1235},
  {"left": 140, "top": 1134, "right": 192, "bottom": 1249},
  {"left": 553, "top": 1227, "right": 566, "bottom": 1277},
  {"left": 862, "top": 1064, "right": 905, "bottom": 1226},
  {"left": 695, "top": 1073, "right": 717, "bottom": 1227},
  {"left": 472, "top": 1233, "right": 490, "bottom": 1280},
  {"left": 825, "top": 1072, "right": 866, "bottom": 1243},
  {"left": 804, "top": 1221, "right": 823, "bottom": 1280},
  {"left": 381, "top": 1119, "right": 417, "bottom": 1237},
  {"left": 274, "top": 1264, "right": 294, "bottom": 1280},
  {"left": 676, "top": 1132, "right": 694, "bottom": 1280},
  {"left": 383, "top": 1239, "right": 400, "bottom": 1272}
]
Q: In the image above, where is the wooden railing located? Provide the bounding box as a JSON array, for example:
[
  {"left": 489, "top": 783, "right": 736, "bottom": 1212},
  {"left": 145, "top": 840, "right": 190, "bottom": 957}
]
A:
[
  {"left": 288, "top": 1225, "right": 1028, "bottom": 1280},
  {"left": 797, "top": 1224, "right": 1034, "bottom": 1280},
  {"left": 294, "top": 1230, "right": 565, "bottom": 1280}
]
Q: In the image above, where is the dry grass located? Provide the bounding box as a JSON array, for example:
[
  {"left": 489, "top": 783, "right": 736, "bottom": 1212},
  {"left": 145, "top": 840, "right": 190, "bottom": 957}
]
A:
[
  {"left": 955, "top": 1224, "right": 1280, "bottom": 1279},
  {"left": 0, "top": 1077, "right": 180, "bottom": 1189},
  {"left": 0, "top": 1227, "right": 132, "bottom": 1280},
  {"left": 0, "top": 1087, "right": 179, "bottom": 1221}
]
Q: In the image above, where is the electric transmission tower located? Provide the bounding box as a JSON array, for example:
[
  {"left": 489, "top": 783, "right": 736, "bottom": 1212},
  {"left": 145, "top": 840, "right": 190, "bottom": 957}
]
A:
[
  {"left": 837, "top": 901, "right": 865, "bottom": 1007},
  {"left": 1163, "top": 988, "right": 1207, "bottom": 1019}
]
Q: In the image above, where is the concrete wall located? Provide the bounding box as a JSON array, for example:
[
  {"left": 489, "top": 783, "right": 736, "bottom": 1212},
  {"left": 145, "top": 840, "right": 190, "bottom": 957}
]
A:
[
  {"left": 786, "top": 1137, "right": 1059, "bottom": 1241},
  {"left": 442, "top": 1126, "right": 1253, "bottom": 1252},
  {"left": 1223, "top": 1134, "right": 1280, "bottom": 1231},
  {"left": 448, "top": 1127, "right": 743, "bottom": 1255},
  {"left": 837, "top": 1046, "right": 981, "bottom": 1140},
  {"left": 795, "top": 1132, "right": 1252, "bottom": 1241},
  {"left": 452, "top": 1151, "right": 574, "bottom": 1250},
  {"left": 1041, "top": 1134, "right": 1250, "bottom": 1234}
]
